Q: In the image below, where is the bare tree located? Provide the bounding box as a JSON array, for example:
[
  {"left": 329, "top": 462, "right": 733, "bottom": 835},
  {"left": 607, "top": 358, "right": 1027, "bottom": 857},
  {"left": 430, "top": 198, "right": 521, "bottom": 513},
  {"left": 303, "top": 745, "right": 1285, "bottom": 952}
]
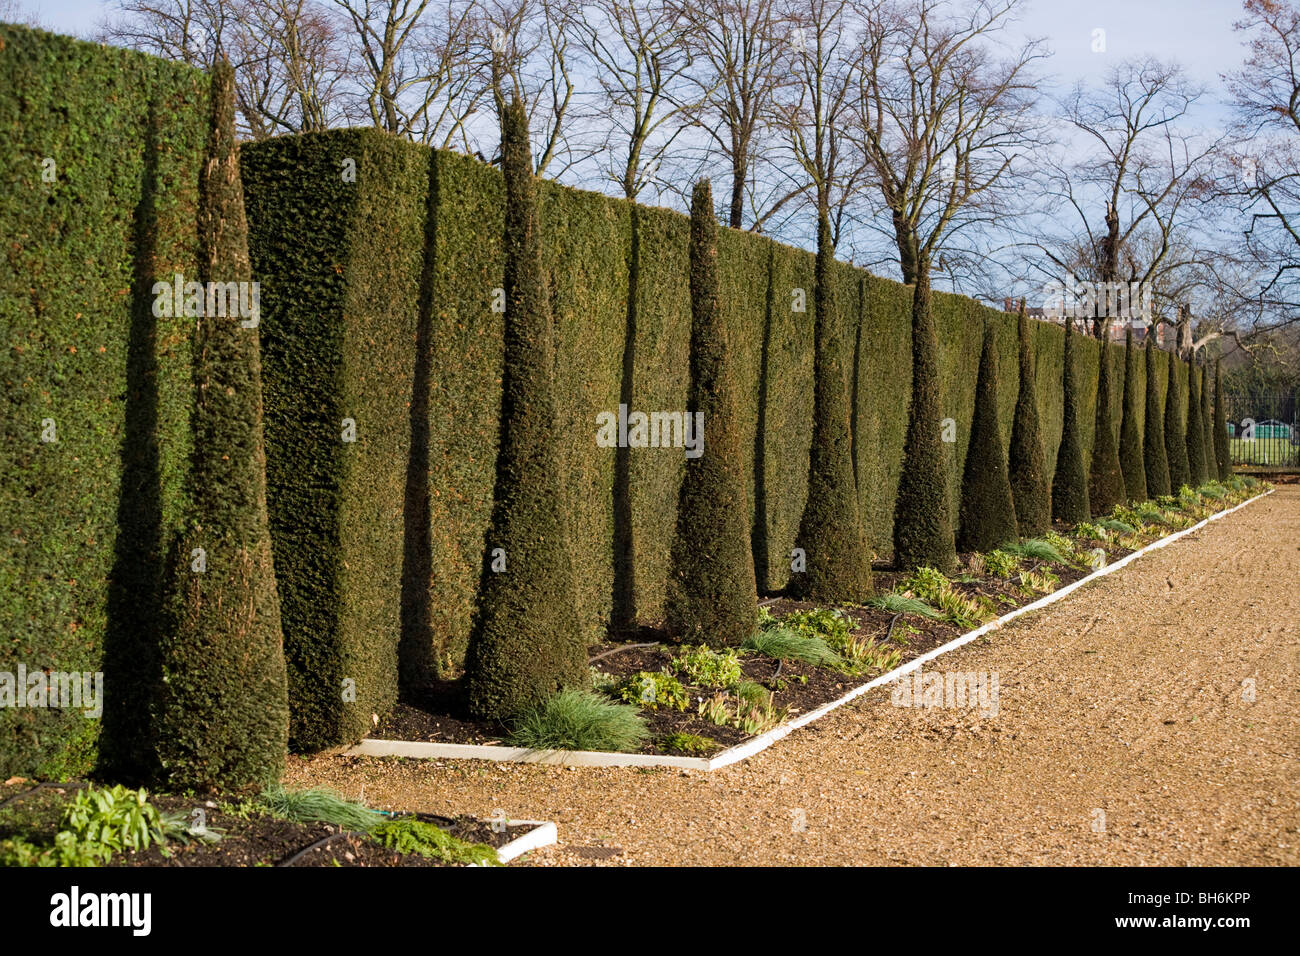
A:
[
  {"left": 1219, "top": 0, "right": 1300, "bottom": 351},
  {"left": 329, "top": 0, "right": 490, "bottom": 147},
  {"left": 478, "top": 0, "right": 590, "bottom": 176},
  {"left": 100, "top": 0, "right": 350, "bottom": 139},
  {"left": 100, "top": 0, "right": 239, "bottom": 67},
  {"left": 1038, "top": 58, "right": 1217, "bottom": 343},
  {"left": 677, "top": 0, "right": 793, "bottom": 229},
  {"left": 767, "top": 0, "right": 863, "bottom": 245},
  {"left": 0, "top": 0, "right": 44, "bottom": 28},
  {"left": 235, "top": 0, "right": 350, "bottom": 138},
  {"left": 571, "top": 0, "right": 700, "bottom": 201},
  {"left": 849, "top": 0, "right": 1044, "bottom": 287}
]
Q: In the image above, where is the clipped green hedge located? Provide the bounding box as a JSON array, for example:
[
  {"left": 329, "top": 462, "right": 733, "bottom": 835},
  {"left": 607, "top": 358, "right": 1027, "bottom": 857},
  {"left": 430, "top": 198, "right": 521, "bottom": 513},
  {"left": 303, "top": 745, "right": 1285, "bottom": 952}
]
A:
[
  {"left": 0, "top": 26, "right": 209, "bottom": 778},
  {"left": 241, "top": 129, "right": 426, "bottom": 750},
  {"left": 241, "top": 125, "right": 1199, "bottom": 736}
]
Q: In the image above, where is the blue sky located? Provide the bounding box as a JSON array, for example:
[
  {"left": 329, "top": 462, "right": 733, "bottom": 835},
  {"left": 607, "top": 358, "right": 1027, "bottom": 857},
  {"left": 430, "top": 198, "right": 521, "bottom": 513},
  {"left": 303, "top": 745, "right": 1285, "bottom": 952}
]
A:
[{"left": 16, "top": 0, "right": 1252, "bottom": 122}]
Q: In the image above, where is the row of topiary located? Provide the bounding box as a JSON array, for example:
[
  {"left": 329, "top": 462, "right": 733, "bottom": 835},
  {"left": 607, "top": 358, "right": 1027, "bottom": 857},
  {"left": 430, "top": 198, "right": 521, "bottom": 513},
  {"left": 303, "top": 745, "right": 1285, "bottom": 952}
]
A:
[{"left": 457, "top": 93, "right": 1234, "bottom": 731}]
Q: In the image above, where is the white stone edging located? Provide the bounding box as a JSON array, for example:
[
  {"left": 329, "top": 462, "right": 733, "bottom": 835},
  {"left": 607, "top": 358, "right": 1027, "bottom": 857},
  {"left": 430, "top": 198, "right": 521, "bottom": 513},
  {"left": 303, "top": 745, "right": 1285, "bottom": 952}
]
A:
[
  {"left": 494, "top": 819, "right": 557, "bottom": 863},
  {"left": 347, "top": 488, "right": 1274, "bottom": 772}
]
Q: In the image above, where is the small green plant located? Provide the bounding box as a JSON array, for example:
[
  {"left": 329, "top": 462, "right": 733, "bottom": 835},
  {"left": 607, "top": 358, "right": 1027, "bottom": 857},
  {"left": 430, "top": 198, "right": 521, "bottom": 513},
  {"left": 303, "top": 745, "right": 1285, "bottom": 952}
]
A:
[
  {"left": 61, "top": 785, "right": 168, "bottom": 856},
  {"left": 371, "top": 818, "right": 500, "bottom": 866},
  {"left": 616, "top": 670, "right": 689, "bottom": 711},
  {"left": 983, "top": 549, "right": 1022, "bottom": 578},
  {"left": 1199, "top": 481, "right": 1226, "bottom": 501},
  {"left": 898, "top": 566, "right": 951, "bottom": 604},
  {"left": 1134, "top": 501, "right": 1170, "bottom": 526},
  {"left": 260, "top": 785, "right": 384, "bottom": 832},
  {"left": 660, "top": 732, "right": 718, "bottom": 756},
  {"left": 1043, "top": 529, "right": 1076, "bottom": 557},
  {"left": 669, "top": 645, "right": 743, "bottom": 688},
  {"left": 1073, "top": 522, "right": 1107, "bottom": 541},
  {"left": 865, "top": 593, "right": 942, "bottom": 619},
  {"left": 589, "top": 666, "right": 618, "bottom": 696},
  {"left": 835, "top": 633, "right": 903, "bottom": 674},
  {"left": 935, "top": 587, "right": 993, "bottom": 628},
  {"left": 733, "top": 680, "right": 771, "bottom": 706},
  {"left": 0, "top": 833, "right": 110, "bottom": 868},
  {"left": 1019, "top": 566, "right": 1060, "bottom": 595},
  {"left": 507, "top": 688, "right": 649, "bottom": 753},
  {"left": 742, "top": 627, "right": 841, "bottom": 666},
  {"left": 698, "top": 692, "right": 733, "bottom": 727},
  {"left": 1096, "top": 517, "right": 1135, "bottom": 535},
  {"left": 1012, "top": 537, "right": 1069, "bottom": 564},
  {"left": 782, "top": 607, "right": 852, "bottom": 645}
]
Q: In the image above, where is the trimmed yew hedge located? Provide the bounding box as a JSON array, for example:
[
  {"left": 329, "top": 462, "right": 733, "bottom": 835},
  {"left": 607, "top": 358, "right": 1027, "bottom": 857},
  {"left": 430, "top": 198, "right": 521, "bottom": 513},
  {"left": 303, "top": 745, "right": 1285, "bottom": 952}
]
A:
[
  {"left": 241, "top": 128, "right": 426, "bottom": 750},
  {"left": 0, "top": 26, "right": 209, "bottom": 778},
  {"left": 238, "top": 127, "right": 1198, "bottom": 743},
  {"left": 4, "top": 28, "right": 1212, "bottom": 767}
]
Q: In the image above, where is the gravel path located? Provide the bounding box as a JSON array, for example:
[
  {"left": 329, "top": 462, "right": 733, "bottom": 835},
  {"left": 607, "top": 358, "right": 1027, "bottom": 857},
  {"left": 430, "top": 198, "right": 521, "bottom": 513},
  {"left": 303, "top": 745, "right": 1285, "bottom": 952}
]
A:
[{"left": 286, "top": 487, "right": 1300, "bottom": 865}]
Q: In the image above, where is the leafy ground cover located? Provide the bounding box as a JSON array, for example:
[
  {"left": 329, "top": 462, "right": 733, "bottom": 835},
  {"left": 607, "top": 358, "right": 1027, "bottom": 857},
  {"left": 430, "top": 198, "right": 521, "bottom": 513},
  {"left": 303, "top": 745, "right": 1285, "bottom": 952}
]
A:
[
  {"left": 368, "top": 478, "right": 1270, "bottom": 757},
  {"left": 0, "top": 780, "right": 530, "bottom": 867}
]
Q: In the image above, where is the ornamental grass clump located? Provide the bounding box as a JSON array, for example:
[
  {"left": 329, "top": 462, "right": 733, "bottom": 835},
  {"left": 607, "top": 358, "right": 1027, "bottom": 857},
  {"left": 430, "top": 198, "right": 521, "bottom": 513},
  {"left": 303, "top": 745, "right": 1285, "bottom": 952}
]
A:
[{"left": 506, "top": 689, "right": 649, "bottom": 753}]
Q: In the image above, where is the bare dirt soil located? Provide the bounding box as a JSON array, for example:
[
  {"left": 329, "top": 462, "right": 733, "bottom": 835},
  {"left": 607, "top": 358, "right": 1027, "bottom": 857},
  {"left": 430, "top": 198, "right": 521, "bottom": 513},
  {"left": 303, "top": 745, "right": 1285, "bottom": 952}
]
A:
[{"left": 286, "top": 487, "right": 1299, "bottom": 866}]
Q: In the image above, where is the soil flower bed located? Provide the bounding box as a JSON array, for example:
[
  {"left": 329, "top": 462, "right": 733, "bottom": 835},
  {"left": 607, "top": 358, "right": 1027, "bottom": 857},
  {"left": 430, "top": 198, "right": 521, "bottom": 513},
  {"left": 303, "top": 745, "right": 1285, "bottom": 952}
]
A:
[
  {"left": 0, "top": 779, "right": 540, "bottom": 867},
  {"left": 371, "top": 478, "right": 1271, "bottom": 759}
]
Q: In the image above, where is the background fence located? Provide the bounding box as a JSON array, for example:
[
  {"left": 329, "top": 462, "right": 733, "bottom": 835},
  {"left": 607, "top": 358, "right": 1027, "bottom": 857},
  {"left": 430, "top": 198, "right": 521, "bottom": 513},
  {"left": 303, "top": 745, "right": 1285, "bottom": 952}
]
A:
[{"left": 1225, "top": 389, "right": 1299, "bottom": 469}]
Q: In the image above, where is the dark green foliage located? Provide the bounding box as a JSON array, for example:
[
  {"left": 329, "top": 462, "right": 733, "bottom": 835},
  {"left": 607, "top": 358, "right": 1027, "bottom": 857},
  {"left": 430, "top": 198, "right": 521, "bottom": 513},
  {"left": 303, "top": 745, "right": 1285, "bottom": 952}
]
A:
[
  {"left": 152, "top": 62, "right": 289, "bottom": 790},
  {"left": 242, "top": 130, "right": 425, "bottom": 749},
  {"left": 1143, "top": 337, "right": 1171, "bottom": 497},
  {"left": 790, "top": 211, "right": 873, "bottom": 597},
  {"left": 893, "top": 276, "right": 957, "bottom": 572},
  {"left": 1008, "top": 303, "right": 1050, "bottom": 536},
  {"left": 0, "top": 25, "right": 207, "bottom": 778},
  {"left": 664, "top": 181, "right": 758, "bottom": 643},
  {"left": 957, "top": 319, "right": 1019, "bottom": 552},
  {"left": 1164, "top": 347, "right": 1191, "bottom": 491},
  {"left": 1185, "top": 362, "right": 1208, "bottom": 485},
  {"left": 1088, "top": 330, "right": 1126, "bottom": 514},
  {"left": 371, "top": 818, "right": 500, "bottom": 865},
  {"left": 1118, "top": 327, "right": 1147, "bottom": 502},
  {"left": 1213, "top": 360, "right": 1231, "bottom": 479},
  {"left": 1052, "top": 319, "right": 1091, "bottom": 523},
  {"left": 461, "top": 100, "right": 588, "bottom": 720},
  {"left": 1200, "top": 360, "right": 1215, "bottom": 480},
  {"left": 243, "top": 127, "right": 1098, "bottom": 681}
]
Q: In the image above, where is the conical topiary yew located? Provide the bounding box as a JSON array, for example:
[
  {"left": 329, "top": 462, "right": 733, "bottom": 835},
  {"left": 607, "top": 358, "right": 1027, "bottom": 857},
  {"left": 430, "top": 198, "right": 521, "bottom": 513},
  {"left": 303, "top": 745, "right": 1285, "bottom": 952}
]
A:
[
  {"left": 1088, "top": 337, "right": 1126, "bottom": 514},
  {"left": 462, "top": 98, "right": 587, "bottom": 721},
  {"left": 1009, "top": 301, "right": 1049, "bottom": 536},
  {"left": 791, "top": 210, "right": 873, "bottom": 600},
  {"left": 153, "top": 60, "right": 289, "bottom": 790},
  {"left": 957, "top": 318, "right": 1019, "bottom": 552},
  {"left": 1164, "top": 348, "right": 1191, "bottom": 491},
  {"left": 1118, "top": 326, "right": 1147, "bottom": 502},
  {"left": 1213, "top": 359, "right": 1231, "bottom": 479},
  {"left": 1185, "top": 360, "right": 1208, "bottom": 485},
  {"left": 1144, "top": 335, "right": 1170, "bottom": 497},
  {"left": 665, "top": 181, "right": 759, "bottom": 644},
  {"left": 1052, "top": 317, "right": 1090, "bottom": 523},
  {"left": 893, "top": 274, "right": 956, "bottom": 573},
  {"left": 1200, "top": 359, "right": 1215, "bottom": 480}
]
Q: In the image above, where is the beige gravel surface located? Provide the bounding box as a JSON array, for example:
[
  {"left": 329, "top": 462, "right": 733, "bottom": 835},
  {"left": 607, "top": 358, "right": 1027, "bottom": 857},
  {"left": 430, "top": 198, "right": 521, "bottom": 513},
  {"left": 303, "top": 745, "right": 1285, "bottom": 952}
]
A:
[{"left": 285, "top": 487, "right": 1300, "bottom": 865}]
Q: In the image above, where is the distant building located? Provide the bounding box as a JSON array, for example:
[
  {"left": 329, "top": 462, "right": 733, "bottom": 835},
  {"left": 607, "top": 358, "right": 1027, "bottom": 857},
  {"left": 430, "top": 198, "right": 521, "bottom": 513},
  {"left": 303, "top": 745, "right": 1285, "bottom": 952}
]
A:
[{"left": 1000, "top": 297, "right": 1166, "bottom": 346}]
